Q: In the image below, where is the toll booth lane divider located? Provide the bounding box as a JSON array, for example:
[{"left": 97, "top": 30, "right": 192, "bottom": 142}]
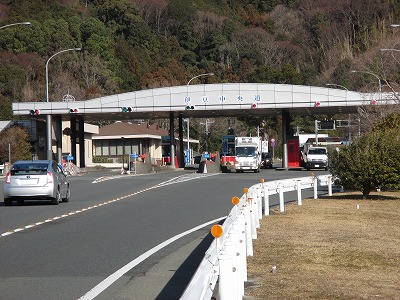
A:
[{"left": 180, "top": 174, "right": 333, "bottom": 300}]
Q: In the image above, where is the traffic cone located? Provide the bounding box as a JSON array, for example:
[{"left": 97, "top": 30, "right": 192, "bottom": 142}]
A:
[
  {"left": 203, "top": 162, "right": 207, "bottom": 173},
  {"left": 120, "top": 166, "right": 124, "bottom": 174}
]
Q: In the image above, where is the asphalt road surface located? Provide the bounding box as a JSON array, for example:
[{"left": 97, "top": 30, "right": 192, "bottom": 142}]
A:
[{"left": 0, "top": 167, "right": 329, "bottom": 299}]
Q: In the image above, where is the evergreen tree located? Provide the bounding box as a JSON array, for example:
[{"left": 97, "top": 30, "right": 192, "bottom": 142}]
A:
[
  {"left": 329, "top": 127, "right": 400, "bottom": 198},
  {"left": 0, "top": 124, "right": 32, "bottom": 163}
]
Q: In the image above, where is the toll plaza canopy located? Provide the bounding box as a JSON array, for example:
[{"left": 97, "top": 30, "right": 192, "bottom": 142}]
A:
[{"left": 12, "top": 83, "right": 394, "bottom": 120}]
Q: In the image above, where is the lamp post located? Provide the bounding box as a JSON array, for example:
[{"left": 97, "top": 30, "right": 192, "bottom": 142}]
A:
[
  {"left": 186, "top": 72, "right": 214, "bottom": 164},
  {"left": 121, "top": 137, "right": 125, "bottom": 170},
  {"left": 0, "top": 22, "right": 31, "bottom": 30},
  {"left": 325, "top": 83, "right": 349, "bottom": 91},
  {"left": 351, "top": 70, "right": 382, "bottom": 99},
  {"left": 46, "top": 47, "right": 81, "bottom": 160}
]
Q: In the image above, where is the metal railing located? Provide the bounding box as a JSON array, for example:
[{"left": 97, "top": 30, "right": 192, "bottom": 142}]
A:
[{"left": 180, "top": 174, "right": 332, "bottom": 300}]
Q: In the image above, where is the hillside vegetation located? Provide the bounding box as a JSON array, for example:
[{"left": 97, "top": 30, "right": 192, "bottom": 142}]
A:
[{"left": 1, "top": 0, "right": 400, "bottom": 151}]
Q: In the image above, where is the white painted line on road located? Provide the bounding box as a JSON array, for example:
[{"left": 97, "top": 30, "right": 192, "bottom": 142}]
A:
[
  {"left": 78, "top": 216, "right": 226, "bottom": 300},
  {"left": 0, "top": 173, "right": 220, "bottom": 239}
]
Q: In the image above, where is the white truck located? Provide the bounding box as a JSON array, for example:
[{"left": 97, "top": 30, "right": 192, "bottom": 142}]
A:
[
  {"left": 234, "top": 136, "right": 261, "bottom": 173},
  {"left": 304, "top": 146, "right": 329, "bottom": 171}
]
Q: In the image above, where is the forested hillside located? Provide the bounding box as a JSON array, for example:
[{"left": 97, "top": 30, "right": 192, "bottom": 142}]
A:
[{"left": 1, "top": 0, "right": 400, "bottom": 152}]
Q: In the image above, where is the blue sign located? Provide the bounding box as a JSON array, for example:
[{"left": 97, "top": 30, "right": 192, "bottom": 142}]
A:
[
  {"left": 131, "top": 152, "right": 138, "bottom": 159},
  {"left": 202, "top": 153, "right": 210, "bottom": 159},
  {"left": 66, "top": 154, "right": 74, "bottom": 162},
  {"left": 185, "top": 149, "right": 191, "bottom": 164}
]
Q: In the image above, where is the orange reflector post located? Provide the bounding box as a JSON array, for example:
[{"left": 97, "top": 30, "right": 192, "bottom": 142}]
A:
[
  {"left": 260, "top": 178, "right": 264, "bottom": 183},
  {"left": 232, "top": 196, "right": 240, "bottom": 205},
  {"left": 211, "top": 224, "right": 224, "bottom": 238},
  {"left": 243, "top": 188, "right": 248, "bottom": 194}
]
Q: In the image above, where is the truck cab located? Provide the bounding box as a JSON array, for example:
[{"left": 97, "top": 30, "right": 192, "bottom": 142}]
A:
[
  {"left": 234, "top": 137, "right": 261, "bottom": 173},
  {"left": 304, "top": 146, "right": 328, "bottom": 170}
]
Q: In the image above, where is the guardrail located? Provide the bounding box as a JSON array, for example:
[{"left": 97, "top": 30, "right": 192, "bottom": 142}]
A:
[{"left": 180, "top": 173, "right": 333, "bottom": 300}]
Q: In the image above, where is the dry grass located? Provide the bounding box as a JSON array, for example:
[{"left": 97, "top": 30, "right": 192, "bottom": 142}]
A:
[{"left": 245, "top": 191, "right": 400, "bottom": 300}]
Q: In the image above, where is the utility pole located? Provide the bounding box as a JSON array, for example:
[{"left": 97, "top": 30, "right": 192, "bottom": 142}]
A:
[{"left": 200, "top": 118, "right": 214, "bottom": 152}]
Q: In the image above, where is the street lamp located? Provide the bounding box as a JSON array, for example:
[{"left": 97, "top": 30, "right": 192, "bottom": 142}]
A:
[
  {"left": 351, "top": 70, "right": 382, "bottom": 98},
  {"left": 186, "top": 72, "right": 214, "bottom": 164},
  {"left": 0, "top": 22, "right": 31, "bottom": 30},
  {"left": 46, "top": 47, "right": 81, "bottom": 160},
  {"left": 325, "top": 83, "right": 349, "bottom": 91},
  {"left": 187, "top": 72, "right": 214, "bottom": 85}
]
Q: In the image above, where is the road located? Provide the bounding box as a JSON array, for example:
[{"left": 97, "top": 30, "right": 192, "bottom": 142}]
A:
[{"left": 0, "top": 168, "right": 329, "bottom": 299}]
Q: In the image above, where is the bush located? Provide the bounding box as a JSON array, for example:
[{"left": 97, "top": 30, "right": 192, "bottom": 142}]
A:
[
  {"left": 92, "top": 156, "right": 113, "bottom": 163},
  {"left": 329, "top": 128, "right": 400, "bottom": 198},
  {"left": 117, "top": 155, "right": 130, "bottom": 163}
]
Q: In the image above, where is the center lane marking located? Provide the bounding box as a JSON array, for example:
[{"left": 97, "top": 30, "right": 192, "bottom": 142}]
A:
[{"left": 0, "top": 173, "right": 219, "bottom": 238}]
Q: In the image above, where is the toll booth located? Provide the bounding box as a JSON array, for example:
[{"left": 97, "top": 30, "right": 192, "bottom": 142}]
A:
[
  {"left": 161, "top": 135, "right": 179, "bottom": 167},
  {"left": 221, "top": 135, "right": 235, "bottom": 164},
  {"left": 287, "top": 137, "right": 301, "bottom": 168}
]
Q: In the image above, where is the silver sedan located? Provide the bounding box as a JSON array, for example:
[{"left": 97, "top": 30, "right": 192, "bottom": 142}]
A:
[{"left": 3, "top": 160, "right": 70, "bottom": 206}]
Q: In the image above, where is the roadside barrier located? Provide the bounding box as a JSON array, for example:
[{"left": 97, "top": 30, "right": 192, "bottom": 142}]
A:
[{"left": 180, "top": 173, "right": 333, "bottom": 300}]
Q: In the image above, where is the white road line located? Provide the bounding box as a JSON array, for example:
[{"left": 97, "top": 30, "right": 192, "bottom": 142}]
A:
[{"left": 78, "top": 216, "right": 226, "bottom": 300}]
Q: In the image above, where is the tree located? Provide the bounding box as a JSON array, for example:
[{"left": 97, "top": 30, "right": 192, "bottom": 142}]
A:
[
  {"left": 0, "top": 124, "right": 32, "bottom": 163},
  {"left": 329, "top": 128, "right": 400, "bottom": 198}
]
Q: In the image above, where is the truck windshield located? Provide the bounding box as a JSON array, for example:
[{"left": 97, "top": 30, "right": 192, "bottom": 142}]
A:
[
  {"left": 236, "top": 147, "right": 257, "bottom": 157},
  {"left": 308, "top": 148, "right": 327, "bottom": 155}
]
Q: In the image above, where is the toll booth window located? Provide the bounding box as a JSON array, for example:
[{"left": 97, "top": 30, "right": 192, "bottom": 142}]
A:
[{"left": 162, "top": 145, "right": 171, "bottom": 157}]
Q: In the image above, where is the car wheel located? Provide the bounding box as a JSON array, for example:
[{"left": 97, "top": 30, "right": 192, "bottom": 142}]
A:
[
  {"left": 62, "top": 187, "right": 70, "bottom": 203},
  {"left": 4, "top": 198, "right": 12, "bottom": 206},
  {"left": 51, "top": 189, "right": 60, "bottom": 205}
]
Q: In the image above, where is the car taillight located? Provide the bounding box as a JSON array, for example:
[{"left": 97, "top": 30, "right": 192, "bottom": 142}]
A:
[
  {"left": 5, "top": 172, "right": 11, "bottom": 184},
  {"left": 47, "top": 171, "right": 53, "bottom": 183}
]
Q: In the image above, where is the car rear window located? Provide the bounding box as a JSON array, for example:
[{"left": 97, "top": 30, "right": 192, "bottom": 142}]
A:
[{"left": 10, "top": 163, "right": 48, "bottom": 175}]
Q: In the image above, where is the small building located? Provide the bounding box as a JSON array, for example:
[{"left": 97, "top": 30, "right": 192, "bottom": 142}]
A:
[{"left": 92, "top": 121, "right": 165, "bottom": 166}]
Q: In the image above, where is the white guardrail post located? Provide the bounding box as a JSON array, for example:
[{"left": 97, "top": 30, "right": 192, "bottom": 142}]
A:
[
  {"left": 256, "top": 186, "right": 262, "bottom": 221},
  {"left": 279, "top": 182, "right": 285, "bottom": 212},
  {"left": 243, "top": 189, "right": 253, "bottom": 256},
  {"left": 180, "top": 174, "right": 332, "bottom": 300},
  {"left": 218, "top": 254, "right": 234, "bottom": 300},
  {"left": 261, "top": 179, "right": 270, "bottom": 216},
  {"left": 224, "top": 238, "right": 240, "bottom": 300},
  {"left": 296, "top": 179, "right": 302, "bottom": 205},
  {"left": 250, "top": 192, "right": 258, "bottom": 240},
  {"left": 312, "top": 173, "right": 318, "bottom": 199},
  {"left": 232, "top": 215, "right": 247, "bottom": 282}
]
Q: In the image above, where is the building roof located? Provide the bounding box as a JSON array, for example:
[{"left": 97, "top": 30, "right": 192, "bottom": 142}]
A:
[
  {"left": 305, "top": 137, "right": 347, "bottom": 144},
  {"left": 93, "top": 121, "right": 169, "bottom": 140}
]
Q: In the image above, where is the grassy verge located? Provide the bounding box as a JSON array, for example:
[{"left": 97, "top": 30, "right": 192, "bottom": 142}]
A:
[{"left": 245, "top": 191, "right": 400, "bottom": 300}]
